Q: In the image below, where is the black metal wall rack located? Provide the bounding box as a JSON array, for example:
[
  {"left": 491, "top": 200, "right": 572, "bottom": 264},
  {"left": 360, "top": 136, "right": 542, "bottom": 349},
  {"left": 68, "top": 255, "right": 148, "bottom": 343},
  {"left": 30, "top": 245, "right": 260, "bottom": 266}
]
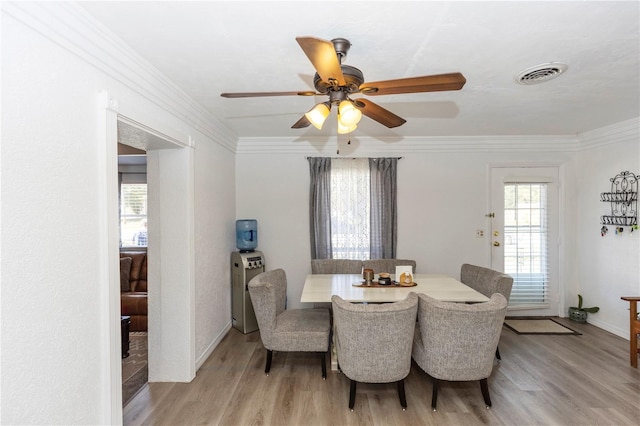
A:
[{"left": 600, "top": 171, "right": 638, "bottom": 235}]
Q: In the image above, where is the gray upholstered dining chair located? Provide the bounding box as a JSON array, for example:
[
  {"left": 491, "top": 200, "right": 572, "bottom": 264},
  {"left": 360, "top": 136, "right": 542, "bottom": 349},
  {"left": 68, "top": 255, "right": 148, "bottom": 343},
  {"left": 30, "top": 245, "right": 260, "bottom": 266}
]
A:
[
  {"left": 362, "top": 259, "right": 417, "bottom": 274},
  {"left": 310, "top": 259, "right": 363, "bottom": 311},
  {"left": 460, "top": 263, "right": 513, "bottom": 360},
  {"left": 331, "top": 293, "right": 418, "bottom": 410},
  {"left": 248, "top": 269, "right": 331, "bottom": 379},
  {"left": 311, "top": 259, "right": 363, "bottom": 274},
  {"left": 411, "top": 293, "right": 508, "bottom": 411}
]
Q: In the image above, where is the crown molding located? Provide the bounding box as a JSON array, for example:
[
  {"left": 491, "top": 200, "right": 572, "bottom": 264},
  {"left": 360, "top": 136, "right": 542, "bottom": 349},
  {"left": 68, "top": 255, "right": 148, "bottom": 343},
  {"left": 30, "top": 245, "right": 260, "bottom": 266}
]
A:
[
  {"left": 578, "top": 117, "right": 640, "bottom": 150},
  {"left": 236, "top": 134, "right": 580, "bottom": 155},
  {"left": 236, "top": 117, "right": 639, "bottom": 156},
  {"left": 2, "top": 1, "right": 237, "bottom": 153},
  {"left": 6, "top": 2, "right": 635, "bottom": 157}
]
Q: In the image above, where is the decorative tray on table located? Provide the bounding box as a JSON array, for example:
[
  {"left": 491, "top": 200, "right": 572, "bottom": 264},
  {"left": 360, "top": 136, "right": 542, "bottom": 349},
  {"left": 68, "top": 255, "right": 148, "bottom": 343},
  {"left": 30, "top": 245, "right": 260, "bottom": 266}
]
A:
[{"left": 352, "top": 281, "right": 417, "bottom": 288}]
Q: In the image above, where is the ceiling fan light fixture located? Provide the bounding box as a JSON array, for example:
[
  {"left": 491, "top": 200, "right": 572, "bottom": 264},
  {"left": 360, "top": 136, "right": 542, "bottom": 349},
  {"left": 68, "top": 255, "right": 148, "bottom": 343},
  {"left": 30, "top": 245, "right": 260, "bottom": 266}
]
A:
[
  {"left": 337, "top": 120, "right": 357, "bottom": 134},
  {"left": 338, "top": 100, "right": 362, "bottom": 127},
  {"left": 305, "top": 102, "right": 331, "bottom": 129},
  {"left": 221, "top": 36, "right": 466, "bottom": 133}
]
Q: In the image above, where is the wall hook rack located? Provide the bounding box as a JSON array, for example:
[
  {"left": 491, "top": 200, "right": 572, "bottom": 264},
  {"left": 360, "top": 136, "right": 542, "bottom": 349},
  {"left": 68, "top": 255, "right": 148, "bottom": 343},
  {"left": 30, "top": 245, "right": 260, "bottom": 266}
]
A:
[{"left": 600, "top": 171, "right": 638, "bottom": 232}]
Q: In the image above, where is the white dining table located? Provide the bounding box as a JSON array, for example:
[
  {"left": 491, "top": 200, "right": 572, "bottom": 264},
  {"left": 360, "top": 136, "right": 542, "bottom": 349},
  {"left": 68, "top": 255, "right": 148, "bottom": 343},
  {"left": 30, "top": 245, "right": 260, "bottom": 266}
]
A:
[
  {"left": 301, "top": 273, "right": 490, "bottom": 371},
  {"left": 301, "top": 273, "right": 490, "bottom": 304}
]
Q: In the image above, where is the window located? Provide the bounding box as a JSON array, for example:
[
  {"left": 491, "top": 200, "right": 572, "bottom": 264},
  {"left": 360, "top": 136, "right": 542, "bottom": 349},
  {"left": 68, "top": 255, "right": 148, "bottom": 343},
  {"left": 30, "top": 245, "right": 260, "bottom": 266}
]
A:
[
  {"left": 308, "top": 157, "right": 398, "bottom": 260},
  {"left": 120, "top": 183, "right": 147, "bottom": 248},
  {"left": 503, "top": 182, "right": 549, "bottom": 307}
]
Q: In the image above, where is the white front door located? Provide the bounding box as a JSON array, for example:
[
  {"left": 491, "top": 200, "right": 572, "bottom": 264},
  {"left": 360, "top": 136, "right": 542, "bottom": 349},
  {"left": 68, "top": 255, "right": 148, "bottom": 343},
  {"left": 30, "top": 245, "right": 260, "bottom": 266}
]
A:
[{"left": 490, "top": 166, "right": 560, "bottom": 316}]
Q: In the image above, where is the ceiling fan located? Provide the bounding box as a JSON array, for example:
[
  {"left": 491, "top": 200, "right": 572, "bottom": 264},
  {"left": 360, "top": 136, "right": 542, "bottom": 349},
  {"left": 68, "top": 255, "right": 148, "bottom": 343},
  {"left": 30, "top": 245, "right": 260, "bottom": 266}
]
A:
[{"left": 221, "top": 36, "right": 466, "bottom": 133}]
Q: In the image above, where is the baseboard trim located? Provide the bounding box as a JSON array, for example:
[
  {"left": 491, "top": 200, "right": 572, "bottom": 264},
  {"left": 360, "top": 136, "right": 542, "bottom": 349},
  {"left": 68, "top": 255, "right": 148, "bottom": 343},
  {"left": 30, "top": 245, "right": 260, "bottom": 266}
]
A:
[
  {"left": 196, "top": 321, "right": 232, "bottom": 371},
  {"left": 586, "top": 317, "right": 628, "bottom": 340}
]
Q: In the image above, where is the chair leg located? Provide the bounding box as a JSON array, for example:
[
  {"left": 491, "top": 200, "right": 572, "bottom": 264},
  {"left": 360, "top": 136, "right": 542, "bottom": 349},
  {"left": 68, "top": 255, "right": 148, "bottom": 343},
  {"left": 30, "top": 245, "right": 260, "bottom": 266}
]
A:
[
  {"left": 349, "top": 380, "right": 357, "bottom": 410},
  {"left": 397, "top": 379, "right": 407, "bottom": 410},
  {"left": 631, "top": 329, "right": 638, "bottom": 368},
  {"left": 495, "top": 346, "right": 501, "bottom": 361},
  {"left": 321, "top": 352, "right": 327, "bottom": 380},
  {"left": 265, "top": 350, "right": 273, "bottom": 375},
  {"left": 480, "top": 378, "right": 492, "bottom": 408},
  {"left": 431, "top": 378, "right": 439, "bottom": 411}
]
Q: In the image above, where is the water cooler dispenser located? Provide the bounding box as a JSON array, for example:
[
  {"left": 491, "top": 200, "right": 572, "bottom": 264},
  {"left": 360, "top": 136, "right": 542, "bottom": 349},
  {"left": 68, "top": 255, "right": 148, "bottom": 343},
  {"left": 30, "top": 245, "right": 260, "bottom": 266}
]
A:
[
  {"left": 231, "top": 251, "right": 264, "bottom": 333},
  {"left": 231, "top": 220, "right": 263, "bottom": 334}
]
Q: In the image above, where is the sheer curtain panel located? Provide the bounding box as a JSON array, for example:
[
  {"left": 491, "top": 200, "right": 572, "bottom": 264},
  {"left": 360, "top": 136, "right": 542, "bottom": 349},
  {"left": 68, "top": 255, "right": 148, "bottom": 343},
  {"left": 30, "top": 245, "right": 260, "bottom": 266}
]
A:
[{"left": 331, "top": 158, "right": 370, "bottom": 260}]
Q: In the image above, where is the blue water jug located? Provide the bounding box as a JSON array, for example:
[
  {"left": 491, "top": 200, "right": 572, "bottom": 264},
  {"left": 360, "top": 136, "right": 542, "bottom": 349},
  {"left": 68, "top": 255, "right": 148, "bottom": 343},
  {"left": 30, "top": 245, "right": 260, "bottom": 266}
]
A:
[{"left": 236, "top": 219, "right": 257, "bottom": 252}]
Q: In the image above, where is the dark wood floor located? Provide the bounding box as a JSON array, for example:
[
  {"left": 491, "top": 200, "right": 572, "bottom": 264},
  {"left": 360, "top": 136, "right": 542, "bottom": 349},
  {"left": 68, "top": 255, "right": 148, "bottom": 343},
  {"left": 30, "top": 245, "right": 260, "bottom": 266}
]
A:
[{"left": 124, "top": 317, "right": 640, "bottom": 425}]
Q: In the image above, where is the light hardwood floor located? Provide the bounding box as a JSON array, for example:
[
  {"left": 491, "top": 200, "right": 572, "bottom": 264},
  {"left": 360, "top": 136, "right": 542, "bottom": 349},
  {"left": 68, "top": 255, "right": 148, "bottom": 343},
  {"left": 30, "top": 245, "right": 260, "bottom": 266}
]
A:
[{"left": 124, "top": 318, "right": 640, "bottom": 425}]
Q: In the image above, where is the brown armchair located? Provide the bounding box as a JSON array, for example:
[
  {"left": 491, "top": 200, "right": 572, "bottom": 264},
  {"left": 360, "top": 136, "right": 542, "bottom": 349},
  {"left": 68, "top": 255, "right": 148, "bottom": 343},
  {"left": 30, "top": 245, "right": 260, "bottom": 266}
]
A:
[{"left": 120, "top": 252, "right": 148, "bottom": 331}]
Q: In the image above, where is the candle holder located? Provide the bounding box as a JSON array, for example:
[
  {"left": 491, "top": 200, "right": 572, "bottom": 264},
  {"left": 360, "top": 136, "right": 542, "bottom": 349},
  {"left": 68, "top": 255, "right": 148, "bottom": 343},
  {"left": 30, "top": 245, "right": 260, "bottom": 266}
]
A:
[{"left": 362, "top": 268, "right": 374, "bottom": 285}]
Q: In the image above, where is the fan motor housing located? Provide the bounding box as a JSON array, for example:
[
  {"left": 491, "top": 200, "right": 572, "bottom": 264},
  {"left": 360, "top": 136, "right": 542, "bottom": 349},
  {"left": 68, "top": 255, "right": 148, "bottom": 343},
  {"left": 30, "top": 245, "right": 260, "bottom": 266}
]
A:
[{"left": 313, "top": 65, "right": 364, "bottom": 94}]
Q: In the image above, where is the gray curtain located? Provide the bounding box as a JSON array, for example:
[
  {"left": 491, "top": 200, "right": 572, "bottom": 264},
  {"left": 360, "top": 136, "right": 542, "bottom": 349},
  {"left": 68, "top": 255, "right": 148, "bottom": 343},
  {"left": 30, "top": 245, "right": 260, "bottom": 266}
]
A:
[
  {"left": 369, "top": 158, "right": 398, "bottom": 259},
  {"left": 308, "top": 157, "right": 332, "bottom": 259}
]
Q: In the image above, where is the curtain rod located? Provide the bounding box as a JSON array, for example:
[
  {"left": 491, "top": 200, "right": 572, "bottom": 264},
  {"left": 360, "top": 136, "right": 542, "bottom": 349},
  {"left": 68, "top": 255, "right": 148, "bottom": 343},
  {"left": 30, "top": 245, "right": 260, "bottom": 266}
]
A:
[{"left": 305, "top": 156, "right": 403, "bottom": 160}]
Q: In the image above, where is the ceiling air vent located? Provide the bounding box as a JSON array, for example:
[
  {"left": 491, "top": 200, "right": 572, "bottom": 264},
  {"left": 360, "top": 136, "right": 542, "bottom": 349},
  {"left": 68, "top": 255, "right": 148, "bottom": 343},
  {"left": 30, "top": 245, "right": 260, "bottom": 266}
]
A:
[{"left": 514, "top": 62, "right": 568, "bottom": 85}]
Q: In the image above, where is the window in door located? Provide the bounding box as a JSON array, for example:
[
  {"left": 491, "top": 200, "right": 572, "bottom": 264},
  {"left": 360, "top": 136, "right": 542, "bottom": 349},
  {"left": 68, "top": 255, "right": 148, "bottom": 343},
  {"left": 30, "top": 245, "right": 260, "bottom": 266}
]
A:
[
  {"left": 491, "top": 166, "right": 559, "bottom": 315},
  {"left": 503, "top": 182, "right": 549, "bottom": 307}
]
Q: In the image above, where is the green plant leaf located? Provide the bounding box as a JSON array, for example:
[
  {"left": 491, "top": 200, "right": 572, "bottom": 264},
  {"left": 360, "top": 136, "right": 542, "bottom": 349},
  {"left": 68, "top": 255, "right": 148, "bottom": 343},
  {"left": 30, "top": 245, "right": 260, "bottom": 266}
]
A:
[{"left": 578, "top": 294, "right": 583, "bottom": 309}]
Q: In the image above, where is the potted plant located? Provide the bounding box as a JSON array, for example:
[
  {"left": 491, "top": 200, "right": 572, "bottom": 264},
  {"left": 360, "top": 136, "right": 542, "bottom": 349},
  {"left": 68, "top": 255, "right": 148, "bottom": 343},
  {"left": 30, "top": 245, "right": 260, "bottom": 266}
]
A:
[{"left": 568, "top": 294, "right": 600, "bottom": 323}]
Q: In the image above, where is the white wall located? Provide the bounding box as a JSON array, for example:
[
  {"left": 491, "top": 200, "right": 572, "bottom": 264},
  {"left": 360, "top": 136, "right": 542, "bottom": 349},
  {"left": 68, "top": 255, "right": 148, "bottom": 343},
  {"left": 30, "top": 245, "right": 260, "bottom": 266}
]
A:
[
  {"left": 2, "top": 12, "right": 106, "bottom": 425},
  {"left": 573, "top": 121, "right": 640, "bottom": 337},
  {"left": 235, "top": 138, "right": 577, "bottom": 310},
  {"left": 399, "top": 150, "right": 573, "bottom": 277},
  {"left": 236, "top": 125, "right": 637, "bottom": 340},
  {"left": 147, "top": 147, "right": 196, "bottom": 382},
  {"left": 1, "top": 3, "right": 236, "bottom": 424},
  {"left": 1, "top": 2, "right": 637, "bottom": 424},
  {"left": 193, "top": 136, "right": 237, "bottom": 365},
  {"left": 235, "top": 152, "right": 311, "bottom": 305}
]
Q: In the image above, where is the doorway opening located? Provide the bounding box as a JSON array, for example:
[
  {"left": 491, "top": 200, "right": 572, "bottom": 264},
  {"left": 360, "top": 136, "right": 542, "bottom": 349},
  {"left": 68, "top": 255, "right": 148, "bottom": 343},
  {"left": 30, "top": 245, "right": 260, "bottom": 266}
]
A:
[
  {"left": 102, "top": 92, "right": 196, "bottom": 421},
  {"left": 117, "top": 142, "right": 148, "bottom": 405}
]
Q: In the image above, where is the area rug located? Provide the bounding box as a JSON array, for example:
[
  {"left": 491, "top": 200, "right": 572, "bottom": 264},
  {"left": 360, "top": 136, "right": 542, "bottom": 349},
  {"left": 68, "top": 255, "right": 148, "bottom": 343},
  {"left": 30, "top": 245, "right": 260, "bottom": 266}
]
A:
[
  {"left": 504, "top": 318, "right": 581, "bottom": 335},
  {"left": 122, "top": 332, "right": 147, "bottom": 404}
]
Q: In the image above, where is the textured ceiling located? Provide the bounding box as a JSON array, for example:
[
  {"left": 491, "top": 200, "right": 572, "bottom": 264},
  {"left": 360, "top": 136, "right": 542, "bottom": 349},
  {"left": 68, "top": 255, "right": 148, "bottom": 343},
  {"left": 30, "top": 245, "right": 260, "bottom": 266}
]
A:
[{"left": 80, "top": 1, "right": 640, "bottom": 140}]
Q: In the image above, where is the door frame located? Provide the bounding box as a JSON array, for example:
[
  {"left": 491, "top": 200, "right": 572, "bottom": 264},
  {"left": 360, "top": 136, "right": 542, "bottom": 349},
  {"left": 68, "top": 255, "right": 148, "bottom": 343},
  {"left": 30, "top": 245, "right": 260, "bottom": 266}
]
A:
[
  {"left": 487, "top": 163, "right": 565, "bottom": 316},
  {"left": 99, "top": 91, "right": 195, "bottom": 422}
]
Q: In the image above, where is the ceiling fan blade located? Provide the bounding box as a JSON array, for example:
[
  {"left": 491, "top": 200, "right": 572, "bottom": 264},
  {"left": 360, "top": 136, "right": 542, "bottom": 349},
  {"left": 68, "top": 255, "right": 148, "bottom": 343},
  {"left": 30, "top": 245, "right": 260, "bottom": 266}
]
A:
[
  {"left": 291, "top": 115, "right": 311, "bottom": 129},
  {"left": 296, "top": 37, "right": 346, "bottom": 86},
  {"left": 221, "top": 91, "right": 317, "bottom": 98},
  {"left": 360, "top": 72, "right": 466, "bottom": 96},
  {"left": 354, "top": 98, "right": 406, "bottom": 128}
]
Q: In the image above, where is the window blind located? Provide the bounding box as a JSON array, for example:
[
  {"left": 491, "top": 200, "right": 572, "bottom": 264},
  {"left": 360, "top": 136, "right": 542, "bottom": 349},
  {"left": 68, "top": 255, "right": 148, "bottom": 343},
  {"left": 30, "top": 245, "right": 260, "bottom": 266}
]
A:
[{"left": 503, "top": 182, "right": 550, "bottom": 308}]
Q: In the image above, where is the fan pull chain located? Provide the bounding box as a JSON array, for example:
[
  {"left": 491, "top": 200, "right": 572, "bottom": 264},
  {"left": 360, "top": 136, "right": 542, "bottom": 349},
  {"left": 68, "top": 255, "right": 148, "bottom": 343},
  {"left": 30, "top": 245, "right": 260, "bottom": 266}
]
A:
[{"left": 336, "top": 133, "right": 353, "bottom": 154}]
